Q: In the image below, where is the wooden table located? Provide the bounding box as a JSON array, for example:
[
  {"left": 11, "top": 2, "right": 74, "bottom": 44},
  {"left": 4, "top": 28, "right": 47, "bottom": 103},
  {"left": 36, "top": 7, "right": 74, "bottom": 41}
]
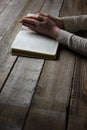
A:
[{"left": 0, "top": 0, "right": 87, "bottom": 130}]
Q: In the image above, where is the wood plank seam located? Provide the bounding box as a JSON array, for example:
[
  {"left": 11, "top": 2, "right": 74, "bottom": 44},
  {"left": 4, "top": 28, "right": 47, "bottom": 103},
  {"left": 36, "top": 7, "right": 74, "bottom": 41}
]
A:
[
  {"left": 0, "top": 57, "right": 18, "bottom": 92},
  {"left": 23, "top": 0, "right": 72, "bottom": 130},
  {"left": 38, "top": 0, "right": 46, "bottom": 12},
  {"left": 21, "top": 60, "right": 45, "bottom": 130},
  {"left": 58, "top": 0, "right": 65, "bottom": 17},
  {"left": 65, "top": 56, "right": 76, "bottom": 130},
  {"left": 0, "top": 0, "right": 29, "bottom": 40},
  {"left": 0, "top": 0, "right": 31, "bottom": 90},
  {"left": 0, "top": 0, "right": 46, "bottom": 130},
  {"left": 0, "top": 0, "right": 12, "bottom": 15}
]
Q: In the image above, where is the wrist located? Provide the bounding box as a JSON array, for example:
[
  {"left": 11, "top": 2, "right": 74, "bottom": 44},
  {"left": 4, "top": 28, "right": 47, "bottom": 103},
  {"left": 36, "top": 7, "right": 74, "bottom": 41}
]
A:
[
  {"left": 60, "top": 18, "right": 65, "bottom": 29},
  {"left": 56, "top": 17, "right": 65, "bottom": 29},
  {"left": 52, "top": 26, "right": 59, "bottom": 40}
]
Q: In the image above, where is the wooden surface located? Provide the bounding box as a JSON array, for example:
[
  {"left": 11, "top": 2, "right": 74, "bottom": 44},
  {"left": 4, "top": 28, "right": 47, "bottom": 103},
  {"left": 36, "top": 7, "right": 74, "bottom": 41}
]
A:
[{"left": 0, "top": 0, "right": 87, "bottom": 130}]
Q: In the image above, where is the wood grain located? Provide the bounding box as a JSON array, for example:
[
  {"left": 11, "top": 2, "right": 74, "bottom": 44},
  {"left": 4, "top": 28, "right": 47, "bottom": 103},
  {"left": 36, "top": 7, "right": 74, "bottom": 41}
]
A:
[
  {"left": 0, "top": 0, "right": 45, "bottom": 130},
  {"left": 0, "top": 0, "right": 11, "bottom": 14},
  {"left": 25, "top": 108, "right": 66, "bottom": 130},
  {"left": 60, "top": 0, "right": 87, "bottom": 129},
  {"left": 41, "top": 0, "right": 63, "bottom": 16},
  {"left": 0, "top": 0, "right": 45, "bottom": 90},
  {"left": 60, "top": 0, "right": 87, "bottom": 16},
  {"left": 0, "top": 0, "right": 30, "bottom": 90},
  {"left": 0, "top": 0, "right": 29, "bottom": 37},
  {"left": 68, "top": 56, "right": 87, "bottom": 130},
  {"left": 0, "top": 58, "right": 43, "bottom": 130},
  {"left": 23, "top": 0, "right": 75, "bottom": 130},
  {"left": 68, "top": 116, "right": 87, "bottom": 130},
  {"left": 0, "top": 0, "right": 87, "bottom": 130}
]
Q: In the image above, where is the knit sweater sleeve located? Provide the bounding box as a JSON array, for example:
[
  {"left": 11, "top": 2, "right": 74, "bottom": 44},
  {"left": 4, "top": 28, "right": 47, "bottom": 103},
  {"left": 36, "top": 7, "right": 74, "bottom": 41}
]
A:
[
  {"left": 56, "top": 15, "right": 87, "bottom": 56},
  {"left": 57, "top": 29, "right": 87, "bottom": 56},
  {"left": 63, "top": 15, "right": 87, "bottom": 32}
]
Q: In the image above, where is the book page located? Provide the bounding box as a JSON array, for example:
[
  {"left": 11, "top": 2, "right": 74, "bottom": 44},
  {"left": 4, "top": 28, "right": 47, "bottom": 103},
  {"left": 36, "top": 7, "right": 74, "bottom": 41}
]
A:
[{"left": 11, "top": 30, "right": 58, "bottom": 56}]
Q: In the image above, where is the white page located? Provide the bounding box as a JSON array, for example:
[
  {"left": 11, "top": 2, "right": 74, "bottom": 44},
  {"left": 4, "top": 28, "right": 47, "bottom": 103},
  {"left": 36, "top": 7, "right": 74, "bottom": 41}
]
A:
[{"left": 11, "top": 30, "right": 58, "bottom": 56}]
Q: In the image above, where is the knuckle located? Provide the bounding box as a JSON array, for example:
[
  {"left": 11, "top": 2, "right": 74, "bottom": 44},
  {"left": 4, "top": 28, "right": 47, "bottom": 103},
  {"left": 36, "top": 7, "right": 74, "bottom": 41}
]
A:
[{"left": 45, "top": 17, "right": 49, "bottom": 22}]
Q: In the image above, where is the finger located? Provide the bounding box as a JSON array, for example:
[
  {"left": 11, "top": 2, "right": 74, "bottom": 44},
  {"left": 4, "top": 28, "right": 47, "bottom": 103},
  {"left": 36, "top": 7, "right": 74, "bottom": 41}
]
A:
[
  {"left": 46, "top": 14, "right": 55, "bottom": 20},
  {"left": 22, "top": 22, "right": 37, "bottom": 32},
  {"left": 22, "top": 22, "right": 35, "bottom": 28},
  {"left": 24, "top": 15, "right": 44, "bottom": 22},
  {"left": 21, "top": 18, "right": 39, "bottom": 26},
  {"left": 22, "top": 22, "right": 30, "bottom": 27},
  {"left": 20, "top": 13, "right": 45, "bottom": 23},
  {"left": 23, "top": 15, "right": 38, "bottom": 19},
  {"left": 39, "top": 13, "right": 55, "bottom": 21},
  {"left": 22, "top": 13, "right": 40, "bottom": 20},
  {"left": 19, "top": 17, "right": 34, "bottom": 24},
  {"left": 39, "top": 13, "right": 48, "bottom": 17},
  {"left": 35, "top": 15, "right": 44, "bottom": 21},
  {"left": 28, "top": 25, "right": 37, "bottom": 31}
]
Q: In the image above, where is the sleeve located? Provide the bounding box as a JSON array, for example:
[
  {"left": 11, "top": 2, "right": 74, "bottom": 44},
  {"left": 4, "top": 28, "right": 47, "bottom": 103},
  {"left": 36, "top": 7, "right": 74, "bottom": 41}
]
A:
[
  {"left": 63, "top": 15, "right": 87, "bottom": 32},
  {"left": 57, "top": 29, "right": 87, "bottom": 56}
]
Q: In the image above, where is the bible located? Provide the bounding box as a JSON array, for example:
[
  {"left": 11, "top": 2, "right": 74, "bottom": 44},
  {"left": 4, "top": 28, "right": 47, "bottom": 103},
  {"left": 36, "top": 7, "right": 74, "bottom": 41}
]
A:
[{"left": 11, "top": 14, "right": 59, "bottom": 60}]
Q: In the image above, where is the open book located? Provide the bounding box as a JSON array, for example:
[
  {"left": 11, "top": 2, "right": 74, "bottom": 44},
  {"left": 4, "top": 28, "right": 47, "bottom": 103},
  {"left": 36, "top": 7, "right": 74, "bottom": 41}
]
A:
[{"left": 11, "top": 15, "right": 59, "bottom": 60}]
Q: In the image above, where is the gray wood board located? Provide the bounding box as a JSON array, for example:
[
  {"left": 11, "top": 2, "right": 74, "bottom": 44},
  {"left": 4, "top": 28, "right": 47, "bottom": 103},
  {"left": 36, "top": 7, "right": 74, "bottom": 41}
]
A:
[
  {"left": 0, "top": 0, "right": 30, "bottom": 90},
  {"left": 0, "top": 0, "right": 45, "bottom": 130},
  {"left": 24, "top": 0, "right": 74, "bottom": 130},
  {"left": 60, "top": 0, "right": 87, "bottom": 129}
]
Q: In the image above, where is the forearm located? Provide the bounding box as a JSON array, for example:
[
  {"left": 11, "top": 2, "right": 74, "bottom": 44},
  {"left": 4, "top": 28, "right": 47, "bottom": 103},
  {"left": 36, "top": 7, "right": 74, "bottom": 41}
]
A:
[
  {"left": 63, "top": 15, "right": 87, "bottom": 32},
  {"left": 57, "top": 29, "right": 87, "bottom": 56}
]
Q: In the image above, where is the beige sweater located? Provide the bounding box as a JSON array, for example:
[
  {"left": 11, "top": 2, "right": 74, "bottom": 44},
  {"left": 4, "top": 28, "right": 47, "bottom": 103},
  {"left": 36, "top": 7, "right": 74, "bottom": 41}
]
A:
[{"left": 57, "top": 15, "right": 87, "bottom": 56}]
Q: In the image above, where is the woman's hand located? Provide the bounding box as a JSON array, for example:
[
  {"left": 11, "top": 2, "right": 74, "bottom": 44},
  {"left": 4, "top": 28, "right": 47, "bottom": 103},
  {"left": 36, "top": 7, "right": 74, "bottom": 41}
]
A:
[
  {"left": 20, "top": 13, "right": 60, "bottom": 40},
  {"left": 39, "top": 13, "right": 64, "bottom": 29}
]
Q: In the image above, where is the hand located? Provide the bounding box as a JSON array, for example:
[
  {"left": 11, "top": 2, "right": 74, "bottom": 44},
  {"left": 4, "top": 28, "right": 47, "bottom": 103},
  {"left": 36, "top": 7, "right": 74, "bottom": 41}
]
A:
[
  {"left": 20, "top": 14, "right": 60, "bottom": 40},
  {"left": 39, "top": 13, "right": 64, "bottom": 29}
]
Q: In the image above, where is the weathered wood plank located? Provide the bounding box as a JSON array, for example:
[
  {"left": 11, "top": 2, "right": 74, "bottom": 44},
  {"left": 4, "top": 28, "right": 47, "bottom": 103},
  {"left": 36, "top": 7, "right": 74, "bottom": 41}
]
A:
[
  {"left": 24, "top": 51, "right": 75, "bottom": 130},
  {"left": 0, "top": 0, "right": 30, "bottom": 90},
  {"left": 0, "top": 0, "right": 45, "bottom": 90},
  {"left": 25, "top": 108, "right": 66, "bottom": 130},
  {"left": 0, "top": 0, "right": 30, "bottom": 37},
  {"left": 60, "top": 0, "right": 87, "bottom": 16},
  {"left": 68, "top": 56, "right": 87, "bottom": 130},
  {"left": 40, "top": 0, "right": 75, "bottom": 111},
  {"left": 41, "top": 0, "right": 63, "bottom": 16},
  {"left": 60, "top": 0, "right": 87, "bottom": 129},
  {"left": 0, "top": 0, "right": 11, "bottom": 14},
  {"left": 24, "top": 0, "right": 74, "bottom": 130},
  {"left": 0, "top": 57, "right": 44, "bottom": 130},
  {"left": 32, "top": 54, "right": 74, "bottom": 111},
  {"left": 0, "top": 0, "right": 45, "bottom": 129},
  {"left": 68, "top": 116, "right": 87, "bottom": 130}
]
